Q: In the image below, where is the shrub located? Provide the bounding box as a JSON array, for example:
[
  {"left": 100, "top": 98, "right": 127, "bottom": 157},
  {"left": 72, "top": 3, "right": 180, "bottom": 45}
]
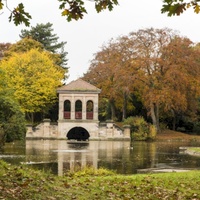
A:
[
  {"left": 0, "top": 92, "right": 26, "bottom": 142},
  {"left": 193, "top": 121, "right": 200, "bottom": 134},
  {"left": 123, "top": 116, "right": 156, "bottom": 141}
]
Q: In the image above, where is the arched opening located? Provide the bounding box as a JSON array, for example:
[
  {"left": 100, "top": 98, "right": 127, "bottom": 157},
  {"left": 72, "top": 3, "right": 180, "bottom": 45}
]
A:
[
  {"left": 75, "top": 100, "right": 82, "bottom": 119},
  {"left": 86, "top": 100, "right": 93, "bottom": 119},
  {"left": 64, "top": 100, "right": 71, "bottom": 119},
  {"left": 67, "top": 127, "right": 90, "bottom": 140}
]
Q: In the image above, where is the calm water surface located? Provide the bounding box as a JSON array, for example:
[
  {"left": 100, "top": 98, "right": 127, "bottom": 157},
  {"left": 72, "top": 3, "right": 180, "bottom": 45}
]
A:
[{"left": 1, "top": 140, "right": 200, "bottom": 175}]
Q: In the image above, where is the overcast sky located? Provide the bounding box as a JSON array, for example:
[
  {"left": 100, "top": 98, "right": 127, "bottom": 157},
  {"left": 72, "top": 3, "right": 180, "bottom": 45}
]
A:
[{"left": 1, "top": 0, "right": 200, "bottom": 83}]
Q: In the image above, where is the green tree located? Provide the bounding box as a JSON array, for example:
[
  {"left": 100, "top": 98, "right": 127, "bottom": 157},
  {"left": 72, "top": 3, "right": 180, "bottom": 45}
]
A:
[
  {"left": 0, "top": 69, "right": 26, "bottom": 142},
  {"left": 0, "top": 48, "right": 65, "bottom": 124},
  {"left": 20, "top": 23, "right": 68, "bottom": 68}
]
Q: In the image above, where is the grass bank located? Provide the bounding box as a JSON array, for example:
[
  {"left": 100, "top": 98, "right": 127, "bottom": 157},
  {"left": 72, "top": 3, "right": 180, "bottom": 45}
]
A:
[
  {"left": 156, "top": 129, "right": 200, "bottom": 141},
  {"left": 1, "top": 160, "right": 200, "bottom": 200}
]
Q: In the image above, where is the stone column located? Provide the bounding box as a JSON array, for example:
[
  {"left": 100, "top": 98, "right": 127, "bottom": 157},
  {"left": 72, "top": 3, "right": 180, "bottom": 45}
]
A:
[
  {"left": 123, "top": 125, "right": 131, "bottom": 139},
  {"left": 58, "top": 95, "right": 63, "bottom": 120},
  {"left": 82, "top": 96, "right": 86, "bottom": 120},
  {"left": 106, "top": 120, "right": 114, "bottom": 138},
  {"left": 71, "top": 95, "right": 75, "bottom": 120},
  {"left": 94, "top": 96, "right": 99, "bottom": 120},
  {"left": 43, "top": 119, "right": 51, "bottom": 137}
]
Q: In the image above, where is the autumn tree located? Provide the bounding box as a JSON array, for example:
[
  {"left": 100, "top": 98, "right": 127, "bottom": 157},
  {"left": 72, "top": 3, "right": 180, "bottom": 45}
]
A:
[
  {"left": 84, "top": 42, "right": 119, "bottom": 120},
  {"left": 4, "top": 37, "right": 65, "bottom": 73},
  {"left": 84, "top": 37, "right": 134, "bottom": 121},
  {"left": 20, "top": 23, "right": 68, "bottom": 68},
  {"left": 0, "top": 49, "right": 65, "bottom": 123},
  {"left": 2, "top": 38, "right": 43, "bottom": 60},
  {"left": 85, "top": 28, "right": 200, "bottom": 134},
  {"left": 159, "top": 37, "right": 200, "bottom": 130},
  {"left": 127, "top": 28, "right": 200, "bottom": 133},
  {"left": 1, "top": 37, "right": 68, "bottom": 122}
]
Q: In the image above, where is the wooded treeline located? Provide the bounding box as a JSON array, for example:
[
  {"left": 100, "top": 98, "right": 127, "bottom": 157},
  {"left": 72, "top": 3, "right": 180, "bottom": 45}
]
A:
[{"left": 83, "top": 28, "right": 200, "bottom": 134}]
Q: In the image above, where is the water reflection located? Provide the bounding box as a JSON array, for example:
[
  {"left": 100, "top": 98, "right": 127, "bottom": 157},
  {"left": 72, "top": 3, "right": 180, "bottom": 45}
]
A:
[{"left": 1, "top": 140, "right": 200, "bottom": 175}]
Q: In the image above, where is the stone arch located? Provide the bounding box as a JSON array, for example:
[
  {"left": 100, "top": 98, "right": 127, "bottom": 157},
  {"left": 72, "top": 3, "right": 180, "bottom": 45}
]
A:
[
  {"left": 64, "top": 100, "right": 71, "bottom": 119},
  {"left": 75, "top": 100, "right": 82, "bottom": 119},
  {"left": 86, "top": 100, "right": 93, "bottom": 119},
  {"left": 67, "top": 127, "right": 90, "bottom": 140}
]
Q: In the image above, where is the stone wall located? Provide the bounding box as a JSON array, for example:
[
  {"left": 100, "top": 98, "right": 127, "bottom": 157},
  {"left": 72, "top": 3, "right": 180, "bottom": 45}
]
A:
[{"left": 26, "top": 119, "right": 130, "bottom": 140}]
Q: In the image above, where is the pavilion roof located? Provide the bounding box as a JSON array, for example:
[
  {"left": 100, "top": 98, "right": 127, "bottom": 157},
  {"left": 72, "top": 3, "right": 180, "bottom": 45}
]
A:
[{"left": 57, "top": 78, "right": 101, "bottom": 93}]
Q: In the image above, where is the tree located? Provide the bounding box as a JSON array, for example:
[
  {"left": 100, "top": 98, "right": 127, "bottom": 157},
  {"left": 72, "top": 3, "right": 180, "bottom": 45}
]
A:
[
  {"left": 128, "top": 28, "right": 200, "bottom": 133},
  {"left": 0, "top": 0, "right": 118, "bottom": 26},
  {"left": 85, "top": 28, "right": 200, "bottom": 134},
  {"left": 3, "top": 38, "right": 43, "bottom": 58},
  {"left": 84, "top": 37, "right": 134, "bottom": 121},
  {"left": 0, "top": 68, "right": 26, "bottom": 142},
  {"left": 159, "top": 37, "right": 200, "bottom": 130},
  {"left": 162, "top": 0, "right": 200, "bottom": 16},
  {"left": 0, "top": 48, "right": 65, "bottom": 123},
  {"left": 20, "top": 23, "right": 68, "bottom": 68},
  {"left": 3, "top": 37, "right": 65, "bottom": 75}
]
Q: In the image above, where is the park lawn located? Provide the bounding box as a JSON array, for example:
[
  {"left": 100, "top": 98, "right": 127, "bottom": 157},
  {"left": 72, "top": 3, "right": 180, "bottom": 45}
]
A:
[
  {"left": 188, "top": 147, "right": 200, "bottom": 152},
  {"left": 0, "top": 160, "right": 200, "bottom": 200}
]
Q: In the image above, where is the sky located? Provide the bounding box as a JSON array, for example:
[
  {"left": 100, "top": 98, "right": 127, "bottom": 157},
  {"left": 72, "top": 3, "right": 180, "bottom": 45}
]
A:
[{"left": 1, "top": 0, "right": 200, "bottom": 83}]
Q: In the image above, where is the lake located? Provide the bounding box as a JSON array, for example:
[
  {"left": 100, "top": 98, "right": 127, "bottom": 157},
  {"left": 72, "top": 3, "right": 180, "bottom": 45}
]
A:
[{"left": 1, "top": 140, "right": 200, "bottom": 175}]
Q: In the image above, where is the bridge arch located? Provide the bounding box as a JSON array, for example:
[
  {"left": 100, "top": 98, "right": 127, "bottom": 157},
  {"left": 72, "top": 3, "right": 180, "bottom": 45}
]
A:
[{"left": 67, "top": 127, "right": 90, "bottom": 141}]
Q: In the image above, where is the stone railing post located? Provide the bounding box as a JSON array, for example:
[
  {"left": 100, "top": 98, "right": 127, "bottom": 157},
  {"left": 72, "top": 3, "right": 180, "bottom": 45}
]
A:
[{"left": 123, "top": 125, "right": 131, "bottom": 139}]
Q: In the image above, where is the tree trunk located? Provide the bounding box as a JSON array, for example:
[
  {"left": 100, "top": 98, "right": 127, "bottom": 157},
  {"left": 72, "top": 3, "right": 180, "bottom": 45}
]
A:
[
  {"left": 150, "top": 102, "right": 160, "bottom": 133},
  {"left": 110, "top": 99, "right": 116, "bottom": 121},
  {"left": 155, "top": 103, "right": 160, "bottom": 133},
  {"left": 171, "top": 109, "right": 176, "bottom": 131},
  {"left": 122, "top": 92, "right": 127, "bottom": 120},
  {"left": 26, "top": 112, "right": 35, "bottom": 125}
]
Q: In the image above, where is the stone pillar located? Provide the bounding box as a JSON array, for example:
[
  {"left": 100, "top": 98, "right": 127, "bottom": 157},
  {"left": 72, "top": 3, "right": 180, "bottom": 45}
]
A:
[
  {"left": 82, "top": 96, "right": 86, "bottom": 120},
  {"left": 123, "top": 125, "right": 131, "bottom": 139},
  {"left": 94, "top": 96, "right": 99, "bottom": 120},
  {"left": 71, "top": 95, "right": 75, "bottom": 120},
  {"left": 58, "top": 95, "right": 63, "bottom": 120},
  {"left": 43, "top": 119, "right": 51, "bottom": 137},
  {"left": 26, "top": 125, "right": 33, "bottom": 138},
  {"left": 58, "top": 153, "right": 63, "bottom": 176},
  {"left": 106, "top": 120, "right": 114, "bottom": 137}
]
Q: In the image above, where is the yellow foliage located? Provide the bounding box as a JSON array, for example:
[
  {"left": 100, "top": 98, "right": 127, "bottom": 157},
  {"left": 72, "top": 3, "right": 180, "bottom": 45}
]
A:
[
  {"left": 0, "top": 49, "right": 65, "bottom": 113},
  {"left": 194, "top": 5, "right": 200, "bottom": 13}
]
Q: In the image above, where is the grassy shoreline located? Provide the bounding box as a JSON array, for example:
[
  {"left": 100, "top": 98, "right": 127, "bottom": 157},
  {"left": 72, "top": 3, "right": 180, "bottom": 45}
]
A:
[
  {"left": 156, "top": 129, "right": 200, "bottom": 141},
  {"left": 1, "top": 160, "right": 200, "bottom": 200}
]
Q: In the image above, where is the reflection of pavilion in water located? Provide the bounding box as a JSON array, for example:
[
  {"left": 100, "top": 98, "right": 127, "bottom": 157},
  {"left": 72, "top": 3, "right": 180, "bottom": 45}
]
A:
[
  {"left": 57, "top": 142, "right": 98, "bottom": 176},
  {"left": 25, "top": 140, "right": 131, "bottom": 176}
]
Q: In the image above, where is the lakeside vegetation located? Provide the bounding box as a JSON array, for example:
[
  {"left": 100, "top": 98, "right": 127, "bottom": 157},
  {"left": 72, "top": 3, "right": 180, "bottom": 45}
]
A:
[{"left": 0, "top": 160, "right": 200, "bottom": 200}]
